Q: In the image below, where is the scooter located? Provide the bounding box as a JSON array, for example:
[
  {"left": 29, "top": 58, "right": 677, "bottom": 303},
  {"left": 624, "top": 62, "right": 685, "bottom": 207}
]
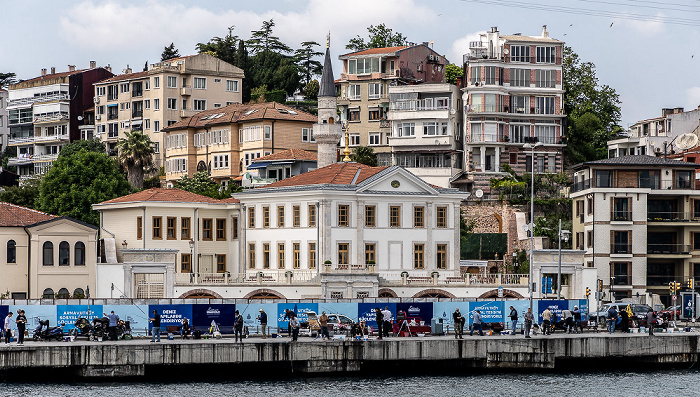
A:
[{"left": 32, "top": 319, "right": 65, "bottom": 341}]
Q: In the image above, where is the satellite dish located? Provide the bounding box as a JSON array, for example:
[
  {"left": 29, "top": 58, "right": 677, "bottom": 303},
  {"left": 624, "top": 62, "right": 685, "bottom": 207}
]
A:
[
  {"left": 475, "top": 189, "right": 484, "bottom": 198},
  {"left": 77, "top": 116, "right": 83, "bottom": 121},
  {"left": 675, "top": 133, "right": 699, "bottom": 150}
]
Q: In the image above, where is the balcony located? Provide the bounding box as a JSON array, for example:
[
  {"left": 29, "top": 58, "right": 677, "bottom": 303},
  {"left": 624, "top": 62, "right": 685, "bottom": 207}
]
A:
[
  {"left": 9, "top": 134, "right": 69, "bottom": 146},
  {"left": 7, "top": 154, "right": 58, "bottom": 166},
  {"left": 175, "top": 270, "right": 317, "bottom": 286},
  {"left": 181, "top": 86, "right": 192, "bottom": 96},
  {"left": 647, "top": 275, "right": 677, "bottom": 287},
  {"left": 470, "top": 133, "right": 506, "bottom": 143},
  {"left": 107, "top": 113, "right": 119, "bottom": 121},
  {"left": 648, "top": 244, "right": 691, "bottom": 255},
  {"left": 610, "top": 243, "right": 632, "bottom": 254},
  {"left": 34, "top": 113, "right": 69, "bottom": 124},
  {"left": 572, "top": 178, "right": 695, "bottom": 192},
  {"left": 610, "top": 210, "right": 631, "bottom": 222},
  {"left": 8, "top": 93, "right": 70, "bottom": 108},
  {"left": 648, "top": 212, "right": 700, "bottom": 222}
]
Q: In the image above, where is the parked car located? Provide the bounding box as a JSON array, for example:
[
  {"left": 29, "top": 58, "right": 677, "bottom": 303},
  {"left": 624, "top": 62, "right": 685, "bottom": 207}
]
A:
[
  {"left": 659, "top": 305, "right": 681, "bottom": 320},
  {"left": 302, "top": 311, "right": 354, "bottom": 337},
  {"left": 590, "top": 303, "right": 653, "bottom": 328}
]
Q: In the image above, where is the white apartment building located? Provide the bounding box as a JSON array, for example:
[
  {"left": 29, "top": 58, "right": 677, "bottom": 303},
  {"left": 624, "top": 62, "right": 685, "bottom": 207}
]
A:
[{"left": 387, "top": 83, "right": 463, "bottom": 188}]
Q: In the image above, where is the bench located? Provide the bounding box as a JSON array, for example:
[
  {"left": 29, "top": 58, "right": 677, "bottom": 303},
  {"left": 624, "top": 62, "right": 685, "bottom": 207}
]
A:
[
  {"left": 165, "top": 325, "right": 181, "bottom": 334},
  {"left": 407, "top": 276, "right": 432, "bottom": 284}
]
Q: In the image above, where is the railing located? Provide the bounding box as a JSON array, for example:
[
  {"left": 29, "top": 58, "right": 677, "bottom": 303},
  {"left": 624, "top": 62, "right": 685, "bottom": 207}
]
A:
[
  {"left": 466, "top": 273, "right": 529, "bottom": 285},
  {"left": 390, "top": 102, "right": 451, "bottom": 112},
  {"left": 107, "top": 113, "right": 118, "bottom": 120},
  {"left": 132, "top": 111, "right": 143, "bottom": 118},
  {"left": 7, "top": 154, "right": 58, "bottom": 165},
  {"left": 181, "top": 86, "right": 192, "bottom": 96},
  {"left": 648, "top": 212, "right": 700, "bottom": 222},
  {"left": 647, "top": 244, "right": 691, "bottom": 255},
  {"left": 467, "top": 104, "right": 500, "bottom": 113},
  {"left": 9, "top": 134, "right": 69, "bottom": 145},
  {"left": 326, "top": 264, "right": 374, "bottom": 273},
  {"left": 572, "top": 178, "right": 695, "bottom": 192},
  {"left": 571, "top": 179, "right": 591, "bottom": 193},
  {"left": 470, "top": 134, "right": 505, "bottom": 143},
  {"left": 175, "top": 270, "right": 316, "bottom": 286},
  {"left": 646, "top": 275, "right": 677, "bottom": 286},
  {"left": 611, "top": 275, "right": 631, "bottom": 286},
  {"left": 34, "top": 113, "right": 68, "bottom": 123},
  {"left": 8, "top": 93, "right": 70, "bottom": 107},
  {"left": 610, "top": 211, "right": 631, "bottom": 221},
  {"left": 610, "top": 243, "right": 632, "bottom": 254}
]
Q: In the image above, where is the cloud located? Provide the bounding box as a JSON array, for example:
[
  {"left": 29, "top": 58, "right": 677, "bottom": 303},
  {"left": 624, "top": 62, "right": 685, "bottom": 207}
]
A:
[
  {"left": 618, "top": 13, "right": 665, "bottom": 36},
  {"left": 686, "top": 87, "right": 700, "bottom": 110},
  {"left": 449, "top": 31, "right": 483, "bottom": 65}
]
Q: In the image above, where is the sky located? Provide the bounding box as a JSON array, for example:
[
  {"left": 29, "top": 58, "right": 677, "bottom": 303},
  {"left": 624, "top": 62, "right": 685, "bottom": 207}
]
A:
[{"left": 2, "top": 0, "right": 700, "bottom": 128}]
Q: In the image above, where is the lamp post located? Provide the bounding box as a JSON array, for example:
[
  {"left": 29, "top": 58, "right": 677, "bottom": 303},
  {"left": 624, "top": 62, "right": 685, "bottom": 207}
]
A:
[
  {"left": 557, "top": 219, "right": 570, "bottom": 300},
  {"left": 610, "top": 276, "right": 615, "bottom": 303},
  {"left": 189, "top": 238, "right": 195, "bottom": 282},
  {"left": 524, "top": 141, "right": 543, "bottom": 311}
]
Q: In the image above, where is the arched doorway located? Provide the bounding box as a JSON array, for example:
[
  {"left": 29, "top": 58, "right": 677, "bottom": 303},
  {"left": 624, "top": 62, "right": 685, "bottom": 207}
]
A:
[
  {"left": 377, "top": 288, "right": 397, "bottom": 298},
  {"left": 244, "top": 289, "right": 286, "bottom": 300},
  {"left": 412, "top": 289, "right": 456, "bottom": 298},
  {"left": 178, "top": 289, "right": 223, "bottom": 299},
  {"left": 478, "top": 289, "right": 524, "bottom": 299}
]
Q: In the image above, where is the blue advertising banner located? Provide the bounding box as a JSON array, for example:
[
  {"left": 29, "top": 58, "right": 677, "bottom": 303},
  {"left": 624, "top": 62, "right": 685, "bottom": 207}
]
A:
[
  {"left": 277, "top": 303, "right": 318, "bottom": 332},
  {"left": 192, "top": 304, "right": 236, "bottom": 332},
  {"left": 568, "top": 299, "right": 589, "bottom": 321},
  {"left": 147, "top": 305, "right": 192, "bottom": 330},
  {"left": 537, "top": 300, "right": 568, "bottom": 323},
  {"left": 397, "top": 302, "right": 433, "bottom": 324},
  {"left": 104, "top": 305, "right": 149, "bottom": 336},
  {"left": 317, "top": 303, "right": 359, "bottom": 323},
  {"left": 238, "top": 303, "right": 278, "bottom": 334},
  {"left": 433, "top": 302, "right": 470, "bottom": 328},
  {"left": 0, "top": 306, "right": 8, "bottom": 321},
  {"left": 505, "top": 300, "right": 531, "bottom": 330},
  {"left": 57, "top": 305, "right": 103, "bottom": 331},
  {"left": 468, "top": 301, "right": 503, "bottom": 325},
  {"left": 10, "top": 305, "right": 56, "bottom": 333},
  {"left": 358, "top": 303, "right": 396, "bottom": 327}
]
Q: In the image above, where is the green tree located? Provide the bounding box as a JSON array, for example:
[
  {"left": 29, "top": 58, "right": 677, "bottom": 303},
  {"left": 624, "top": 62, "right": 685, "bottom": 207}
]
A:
[
  {"left": 247, "top": 52, "right": 300, "bottom": 96},
  {"left": 116, "top": 130, "right": 155, "bottom": 189},
  {"left": 59, "top": 139, "right": 105, "bottom": 159},
  {"left": 161, "top": 42, "right": 181, "bottom": 61},
  {"left": 563, "top": 46, "right": 622, "bottom": 164},
  {"left": 445, "top": 63, "right": 463, "bottom": 85},
  {"left": 246, "top": 19, "right": 292, "bottom": 55},
  {"left": 176, "top": 171, "right": 241, "bottom": 199},
  {"left": 294, "top": 41, "right": 323, "bottom": 86},
  {"left": 236, "top": 39, "right": 251, "bottom": 102},
  {"left": 1, "top": 146, "right": 17, "bottom": 173},
  {"left": 196, "top": 26, "right": 239, "bottom": 66},
  {"left": 0, "top": 72, "right": 17, "bottom": 88},
  {"left": 351, "top": 146, "right": 377, "bottom": 166},
  {"left": 37, "top": 150, "right": 132, "bottom": 226},
  {"left": 302, "top": 79, "right": 319, "bottom": 101},
  {"left": 346, "top": 24, "right": 407, "bottom": 51},
  {"left": 0, "top": 175, "right": 41, "bottom": 209}
]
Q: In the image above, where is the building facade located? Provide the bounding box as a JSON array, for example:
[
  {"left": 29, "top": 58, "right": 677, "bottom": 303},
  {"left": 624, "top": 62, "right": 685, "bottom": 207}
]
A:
[
  {"left": 0, "top": 89, "right": 8, "bottom": 152},
  {"left": 571, "top": 155, "right": 699, "bottom": 307},
  {"left": 93, "top": 54, "right": 244, "bottom": 167},
  {"left": 7, "top": 63, "right": 113, "bottom": 179},
  {"left": 461, "top": 26, "right": 565, "bottom": 192},
  {"left": 337, "top": 44, "right": 447, "bottom": 166},
  {"left": 245, "top": 149, "right": 317, "bottom": 187}
]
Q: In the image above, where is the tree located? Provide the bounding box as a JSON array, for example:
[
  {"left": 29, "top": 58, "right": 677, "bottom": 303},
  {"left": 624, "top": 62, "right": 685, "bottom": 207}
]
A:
[
  {"left": 176, "top": 171, "right": 241, "bottom": 199},
  {"left": 445, "top": 63, "right": 463, "bottom": 85},
  {"left": 0, "top": 175, "right": 41, "bottom": 209},
  {"left": 236, "top": 39, "right": 251, "bottom": 102},
  {"left": 1, "top": 145, "right": 17, "bottom": 173},
  {"left": 59, "top": 139, "right": 105, "bottom": 159},
  {"left": 246, "top": 19, "right": 292, "bottom": 55},
  {"left": 196, "top": 26, "right": 239, "bottom": 66},
  {"left": 0, "top": 72, "right": 17, "bottom": 88},
  {"left": 351, "top": 146, "right": 377, "bottom": 166},
  {"left": 346, "top": 24, "right": 407, "bottom": 51},
  {"left": 303, "top": 79, "right": 319, "bottom": 101},
  {"left": 161, "top": 43, "right": 180, "bottom": 61},
  {"left": 116, "top": 130, "right": 155, "bottom": 189},
  {"left": 294, "top": 41, "right": 323, "bottom": 86},
  {"left": 563, "top": 46, "right": 622, "bottom": 165},
  {"left": 37, "top": 150, "right": 132, "bottom": 226}
]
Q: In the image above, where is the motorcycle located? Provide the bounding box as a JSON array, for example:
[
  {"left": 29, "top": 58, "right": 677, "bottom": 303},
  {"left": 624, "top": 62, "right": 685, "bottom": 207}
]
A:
[
  {"left": 32, "top": 319, "right": 65, "bottom": 341},
  {"left": 91, "top": 317, "right": 109, "bottom": 340},
  {"left": 68, "top": 317, "right": 95, "bottom": 340}
]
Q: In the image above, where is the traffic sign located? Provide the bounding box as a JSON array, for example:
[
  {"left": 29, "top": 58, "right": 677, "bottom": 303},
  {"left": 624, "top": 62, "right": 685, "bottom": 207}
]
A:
[{"left": 672, "top": 295, "right": 677, "bottom": 301}]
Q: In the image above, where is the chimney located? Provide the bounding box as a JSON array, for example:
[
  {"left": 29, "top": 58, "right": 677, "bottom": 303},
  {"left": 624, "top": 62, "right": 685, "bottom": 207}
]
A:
[
  {"left": 542, "top": 25, "right": 549, "bottom": 38},
  {"left": 68, "top": 65, "right": 76, "bottom": 72},
  {"left": 51, "top": 67, "right": 56, "bottom": 74},
  {"left": 491, "top": 26, "right": 498, "bottom": 33},
  {"left": 105, "top": 64, "right": 112, "bottom": 73},
  {"left": 41, "top": 68, "right": 47, "bottom": 77},
  {"left": 123, "top": 64, "right": 132, "bottom": 74},
  {"left": 90, "top": 60, "right": 96, "bottom": 69}
]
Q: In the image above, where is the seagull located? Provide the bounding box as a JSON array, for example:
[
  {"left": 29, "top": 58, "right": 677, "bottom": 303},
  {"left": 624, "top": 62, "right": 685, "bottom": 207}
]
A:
[
  {"left": 693, "top": 55, "right": 695, "bottom": 59},
  {"left": 569, "top": 24, "right": 573, "bottom": 27},
  {"left": 610, "top": 22, "right": 614, "bottom": 28}
]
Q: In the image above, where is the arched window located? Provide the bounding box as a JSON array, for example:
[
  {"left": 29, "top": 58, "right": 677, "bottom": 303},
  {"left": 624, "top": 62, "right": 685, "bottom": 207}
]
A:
[
  {"left": 73, "top": 288, "right": 85, "bottom": 299},
  {"left": 59, "top": 241, "right": 70, "bottom": 266},
  {"left": 7, "top": 240, "right": 16, "bottom": 263},
  {"left": 43, "top": 241, "right": 54, "bottom": 266},
  {"left": 56, "top": 288, "right": 70, "bottom": 298},
  {"left": 74, "top": 242, "right": 85, "bottom": 266},
  {"left": 42, "top": 288, "right": 54, "bottom": 299}
]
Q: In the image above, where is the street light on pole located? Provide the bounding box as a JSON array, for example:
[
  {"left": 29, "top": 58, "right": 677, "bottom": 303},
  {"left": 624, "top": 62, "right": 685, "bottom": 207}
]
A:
[
  {"left": 557, "top": 218, "right": 570, "bottom": 300},
  {"left": 524, "top": 141, "right": 543, "bottom": 312}
]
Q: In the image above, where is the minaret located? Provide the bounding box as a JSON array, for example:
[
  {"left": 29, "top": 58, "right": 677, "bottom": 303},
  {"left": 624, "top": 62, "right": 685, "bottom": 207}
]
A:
[{"left": 314, "top": 34, "right": 343, "bottom": 168}]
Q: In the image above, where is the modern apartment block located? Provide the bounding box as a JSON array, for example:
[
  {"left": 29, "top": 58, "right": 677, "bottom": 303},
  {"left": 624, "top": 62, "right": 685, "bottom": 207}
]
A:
[
  {"left": 387, "top": 83, "right": 463, "bottom": 188},
  {"left": 93, "top": 53, "right": 244, "bottom": 167},
  {"left": 461, "top": 26, "right": 565, "bottom": 192},
  {"left": 337, "top": 44, "right": 447, "bottom": 166},
  {"left": 162, "top": 102, "right": 317, "bottom": 186},
  {"left": 6, "top": 63, "right": 113, "bottom": 178},
  {"left": 0, "top": 89, "right": 8, "bottom": 151},
  {"left": 571, "top": 155, "right": 699, "bottom": 307}
]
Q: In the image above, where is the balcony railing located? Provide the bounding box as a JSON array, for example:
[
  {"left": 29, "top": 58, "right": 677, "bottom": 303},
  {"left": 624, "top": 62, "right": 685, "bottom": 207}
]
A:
[
  {"left": 647, "top": 275, "right": 677, "bottom": 286},
  {"left": 467, "top": 104, "right": 500, "bottom": 113},
  {"left": 610, "top": 211, "right": 631, "bottom": 221},
  {"left": 470, "top": 133, "right": 505, "bottom": 143},
  {"left": 648, "top": 212, "right": 700, "bottom": 222},
  {"left": 572, "top": 179, "right": 591, "bottom": 193},
  {"left": 34, "top": 113, "right": 69, "bottom": 123},
  {"left": 8, "top": 93, "right": 70, "bottom": 107},
  {"left": 9, "top": 134, "right": 69, "bottom": 146},
  {"left": 175, "top": 271, "right": 318, "bottom": 285},
  {"left": 647, "top": 244, "right": 691, "bottom": 254},
  {"left": 610, "top": 243, "right": 632, "bottom": 254},
  {"left": 7, "top": 154, "right": 59, "bottom": 166},
  {"left": 572, "top": 178, "right": 695, "bottom": 192}
]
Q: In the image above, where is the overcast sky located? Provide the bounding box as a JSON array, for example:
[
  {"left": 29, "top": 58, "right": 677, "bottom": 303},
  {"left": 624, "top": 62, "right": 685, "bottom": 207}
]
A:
[{"left": 2, "top": 0, "right": 699, "bottom": 127}]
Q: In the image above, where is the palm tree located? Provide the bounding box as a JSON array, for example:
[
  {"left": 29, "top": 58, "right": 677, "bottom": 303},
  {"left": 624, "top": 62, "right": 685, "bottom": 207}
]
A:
[{"left": 116, "top": 130, "right": 155, "bottom": 189}]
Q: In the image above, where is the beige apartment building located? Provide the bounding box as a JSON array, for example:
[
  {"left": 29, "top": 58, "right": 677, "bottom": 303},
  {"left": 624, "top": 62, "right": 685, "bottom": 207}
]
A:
[
  {"left": 162, "top": 102, "right": 317, "bottom": 186},
  {"left": 93, "top": 53, "right": 244, "bottom": 167},
  {"left": 0, "top": 203, "right": 98, "bottom": 299}
]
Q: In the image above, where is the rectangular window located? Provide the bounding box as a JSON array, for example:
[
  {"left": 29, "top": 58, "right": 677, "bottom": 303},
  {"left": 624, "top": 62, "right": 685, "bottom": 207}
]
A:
[
  {"left": 152, "top": 216, "right": 162, "bottom": 239},
  {"left": 437, "top": 244, "right": 447, "bottom": 269},
  {"left": 611, "top": 262, "right": 631, "bottom": 285},
  {"left": 368, "top": 83, "right": 382, "bottom": 99},
  {"left": 278, "top": 243, "right": 285, "bottom": 269},
  {"left": 181, "top": 254, "right": 192, "bottom": 273},
  {"left": 365, "top": 205, "right": 376, "bottom": 227},
  {"left": 226, "top": 80, "right": 239, "bottom": 92},
  {"left": 548, "top": 155, "right": 556, "bottom": 173},
  {"left": 338, "top": 243, "right": 349, "bottom": 265},
  {"left": 369, "top": 133, "right": 381, "bottom": 146},
  {"left": 277, "top": 206, "right": 285, "bottom": 228},
  {"left": 436, "top": 206, "right": 448, "bottom": 228},
  {"left": 587, "top": 230, "right": 593, "bottom": 248},
  {"left": 166, "top": 217, "right": 177, "bottom": 240},
  {"left": 154, "top": 120, "right": 160, "bottom": 132},
  {"left": 510, "top": 69, "right": 530, "bottom": 87},
  {"left": 390, "top": 206, "right": 401, "bottom": 227},
  {"left": 181, "top": 217, "right": 191, "bottom": 239},
  {"left": 194, "top": 77, "right": 206, "bottom": 89},
  {"left": 167, "top": 98, "right": 177, "bottom": 110},
  {"left": 263, "top": 206, "right": 270, "bottom": 228},
  {"left": 510, "top": 45, "right": 530, "bottom": 62},
  {"left": 293, "top": 206, "right": 300, "bottom": 227},
  {"left": 264, "top": 125, "right": 272, "bottom": 140},
  {"left": 397, "top": 122, "right": 415, "bottom": 137},
  {"left": 202, "top": 218, "right": 213, "bottom": 241},
  {"left": 308, "top": 204, "right": 316, "bottom": 227},
  {"left": 293, "top": 243, "right": 301, "bottom": 269},
  {"left": 338, "top": 204, "right": 350, "bottom": 227},
  {"left": 535, "top": 97, "right": 555, "bottom": 114},
  {"left": 596, "top": 170, "right": 613, "bottom": 188},
  {"left": 369, "top": 109, "right": 381, "bottom": 120},
  {"left": 611, "top": 231, "right": 631, "bottom": 254},
  {"left": 248, "top": 207, "right": 256, "bottom": 228},
  {"left": 232, "top": 217, "right": 239, "bottom": 240},
  {"left": 414, "top": 206, "right": 425, "bottom": 228},
  {"left": 263, "top": 243, "right": 270, "bottom": 268},
  {"left": 484, "top": 66, "right": 497, "bottom": 85},
  {"left": 535, "top": 69, "right": 555, "bottom": 88},
  {"left": 414, "top": 244, "right": 425, "bottom": 269},
  {"left": 167, "top": 76, "right": 177, "bottom": 88},
  {"left": 216, "top": 254, "right": 226, "bottom": 273},
  {"left": 349, "top": 109, "right": 360, "bottom": 122},
  {"left": 194, "top": 99, "right": 206, "bottom": 111},
  {"left": 348, "top": 84, "right": 361, "bottom": 100},
  {"left": 309, "top": 242, "right": 316, "bottom": 269},
  {"left": 470, "top": 66, "right": 481, "bottom": 84},
  {"left": 248, "top": 244, "right": 256, "bottom": 269},
  {"left": 365, "top": 243, "right": 376, "bottom": 264},
  {"left": 216, "top": 218, "right": 226, "bottom": 241},
  {"left": 302, "top": 128, "right": 310, "bottom": 142},
  {"left": 153, "top": 76, "right": 160, "bottom": 88},
  {"left": 349, "top": 133, "right": 360, "bottom": 146},
  {"left": 137, "top": 216, "right": 142, "bottom": 239},
  {"left": 536, "top": 46, "right": 556, "bottom": 63},
  {"left": 612, "top": 197, "right": 631, "bottom": 221}
]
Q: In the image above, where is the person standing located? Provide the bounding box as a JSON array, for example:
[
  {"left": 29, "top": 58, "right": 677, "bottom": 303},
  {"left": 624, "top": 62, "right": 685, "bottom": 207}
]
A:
[
  {"left": 150, "top": 310, "right": 161, "bottom": 343},
  {"left": 562, "top": 308, "right": 573, "bottom": 334},
  {"left": 524, "top": 308, "right": 534, "bottom": 338},
  {"left": 453, "top": 309, "right": 464, "bottom": 339},
  {"left": 647, "top": 309, "right": 656, "bottom": 336},
  {"left": 4, "top": 312, "right": 12, "bottom": 345},
  {"left": 257, "top": 309, "right": 268, "bottom": 339},
  {"left": 15, "top": 310, "right": 26, "bottom": 345},
  {"left": 319, "top": 311, "right": 329, "bottom": 340},
  {"left": 290, "top": 313, "right": 300, "bottom": 342},
  {"left": 542, "top": 308, "right": 552, "bottom": 336},
  {"left": 607, "top": 306, "right": 618, "bottom": 334},
  {"left": 509, "top": 306, "right": 518, "bottom": 335},
  {"left": 106, "top": 310, "right": 120, "bottom": 341},
  {"left": 573, "top": 306, "right": 582, "bottom": 334},
  {"left": 382, "top": 307, "right": 392, "bottom": 337},
  {"left": 470, "top": 310, "right": 484, "bottom": 336},
  {"left": 283, "top": 309, "right": 292, "bottom": 337},
  {"left": 181, "top": 318, "right": 191, "bottom": 339},
  {"left": 374, "top": 308, "right": 384, "bottom": 340},
  {"left": 234, "top": 310, "right": 244, "bottom": 342}
]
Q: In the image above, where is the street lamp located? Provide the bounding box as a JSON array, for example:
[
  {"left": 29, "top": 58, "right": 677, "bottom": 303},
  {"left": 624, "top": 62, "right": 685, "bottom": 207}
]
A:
[
  {"left": 524, "top": 141, "right": 543, "bottom": 311},
  {"left": 610, "top": 276, "right": 615, "bottom": 303},
  {"left": 557, "top": 219, "right": 570, "bottom": 300},
  {"left": 188, "top": 238, "right": 195, "bottom": 276}
]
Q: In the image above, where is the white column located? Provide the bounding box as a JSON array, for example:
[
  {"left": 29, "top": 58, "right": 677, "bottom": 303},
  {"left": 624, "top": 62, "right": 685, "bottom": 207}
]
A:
[
  {"left": 480, "top": 147, "right": 486, "bottom": 172},
  {"left": 494, "top": 146, "right": 500, "bottom": 173}
]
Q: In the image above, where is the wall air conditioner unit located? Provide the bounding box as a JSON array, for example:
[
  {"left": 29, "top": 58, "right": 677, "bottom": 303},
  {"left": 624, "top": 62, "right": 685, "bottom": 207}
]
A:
[
  {"left": 95, "top": 115, "right": 101, "bottom": 120},
  {"left": 94, "top": 97, "right": 100, "bottom": 104}
]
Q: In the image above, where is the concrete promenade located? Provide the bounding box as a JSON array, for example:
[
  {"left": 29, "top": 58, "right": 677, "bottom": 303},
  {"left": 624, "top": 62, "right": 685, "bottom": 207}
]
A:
[{"left": 0, "top": 333, "right": 698, "bottom": 378}]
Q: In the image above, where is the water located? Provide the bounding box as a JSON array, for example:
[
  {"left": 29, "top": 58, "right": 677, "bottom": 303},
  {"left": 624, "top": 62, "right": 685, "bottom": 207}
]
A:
[{"left": 4, "top": 370, "right": 700, "bottom": 397}]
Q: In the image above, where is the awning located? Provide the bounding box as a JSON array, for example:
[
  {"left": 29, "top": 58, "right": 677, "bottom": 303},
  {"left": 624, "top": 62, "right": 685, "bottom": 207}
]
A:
[
  {"left": 247, "top": 161, "right": 270, "bottom": 170},
  {"left": 268, "top": 161, "right": 293, "bottom": 166}
]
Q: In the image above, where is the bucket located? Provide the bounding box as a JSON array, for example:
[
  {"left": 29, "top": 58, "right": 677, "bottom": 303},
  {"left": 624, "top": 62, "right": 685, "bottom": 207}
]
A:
[
  {"left": 70, "top": 335, "right": 75, "bottom": 342},
  {"left": 97, "top": 336, "right": 103, "bottom": 342}
]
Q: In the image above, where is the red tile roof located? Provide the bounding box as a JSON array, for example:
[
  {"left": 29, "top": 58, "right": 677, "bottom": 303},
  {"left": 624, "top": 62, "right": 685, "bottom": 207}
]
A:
[
  {"left": 98, "top": 71, "right": 149, "bottom": 83},
  {"left": 341, "top": 46, "right": 408, "bottom": 57},
  {"left": 219, "top": 197, "right": 241, "bottom": 203},
  {"left": 97, "top": 188, "right": 225, "bottom": 205},
  {"left": 163, "top": 102, "right": 316, "bottom": 131},
  {"left": 17, "top": 69, "right": 89, "bottom": 85},
  {"left": 260, "top": 162, "right": 387, "bottom": 188},
  {"left": 0, "top": 202, "right": 56, "bottom": 227},
  {"left": 253, "top": 149, "right": 317, "bottom": 162}
]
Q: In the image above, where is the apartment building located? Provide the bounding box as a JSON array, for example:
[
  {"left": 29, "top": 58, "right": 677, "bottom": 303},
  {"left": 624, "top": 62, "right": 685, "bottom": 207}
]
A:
[
  {"left": 461, "top": 26, "right": 565, "bottom": 192},
  {"left": 387, "top": 83, "right": 463, "bottom": 188},
  {"left": 571, "top": 155, "right": 699, "bottom": 307},
  {"left": 93, "top": 53, "right": 244, "bottom": 167},
  {"left": 0, "top": 89, "right": 8, "bottom": 151},
  {"left": 337, "top": 44, "right": 446, "bottom": 166},
  {"left": 7, "top": 63, "right": 113, "bottom": 178},
  {"left": 162, "top": 102, "right": 317, "bottom": 185}
]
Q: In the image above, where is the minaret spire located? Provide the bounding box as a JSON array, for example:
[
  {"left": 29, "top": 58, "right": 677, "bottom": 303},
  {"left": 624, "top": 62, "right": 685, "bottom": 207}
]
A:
[{"left": 313, "top": 34, "right": 343, "bottom": 168}]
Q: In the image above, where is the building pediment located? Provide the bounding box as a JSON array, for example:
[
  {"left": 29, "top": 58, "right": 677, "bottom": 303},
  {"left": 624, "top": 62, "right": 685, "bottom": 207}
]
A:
[{"left": 357, "top": 167, "right": 439, "bottom": 196}]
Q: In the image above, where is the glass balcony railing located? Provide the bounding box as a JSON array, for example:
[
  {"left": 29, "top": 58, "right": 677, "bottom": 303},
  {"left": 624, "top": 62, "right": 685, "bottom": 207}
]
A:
[{"left": 647, "top": 244, "right": 691, "bottom": 254}]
